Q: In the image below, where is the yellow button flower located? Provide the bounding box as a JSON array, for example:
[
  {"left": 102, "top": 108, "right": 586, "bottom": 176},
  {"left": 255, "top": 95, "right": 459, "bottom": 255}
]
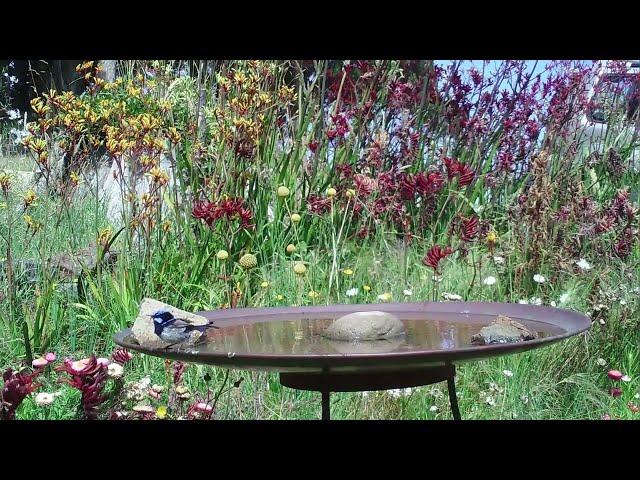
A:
[
  {"left": 277, "top": 186, "right": 290, "bottom": 198},
  {"left": 293, "top": 262, "right": 307, "bottom": 276},
  {"left": 239, "top": 253, "right": 257, "bottom": 269}
]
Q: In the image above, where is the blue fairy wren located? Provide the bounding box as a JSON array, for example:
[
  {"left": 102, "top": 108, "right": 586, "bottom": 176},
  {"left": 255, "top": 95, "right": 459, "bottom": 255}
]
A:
[{"left": 151, "top": 309, "right": 218, "bottom": 347}]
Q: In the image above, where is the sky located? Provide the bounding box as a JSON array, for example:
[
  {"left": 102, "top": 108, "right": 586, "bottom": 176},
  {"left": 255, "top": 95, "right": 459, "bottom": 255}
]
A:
[{"left": 434, "top": 60, "right": 553, "bottom": 80}]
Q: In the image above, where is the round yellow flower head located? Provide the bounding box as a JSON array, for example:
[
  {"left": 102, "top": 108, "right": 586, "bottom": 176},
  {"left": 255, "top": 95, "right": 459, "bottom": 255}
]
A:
[
  {"left": 216, "top": 250, "right": 229, "bottom": 261},
  {"left": 343, "top": 268, "right": 354, "bottom": 276},
  {"left": 277, "top": 186, "right": 290, "bottom": 198},
  {"left": 260, "top": 281, "right": 269, "bottom": 288},
  {"left": 486, "top": 231, "right": 498, "bottom": 243},
  {"left": 363, "top": 285, "right": 371, "bottom": 292},
  {"left": 326, "top": 187, "right": 337, "bottom": 197},
  {"left": 276, "top": 294, "right": 284, "bottom": 301},
  {"left": 156, "top": 406, "right": 168, "bottom": 420},
  {"left": 290, "top": 213, "right": 301, "bottom": 223},
  {"left": 286, "top": 244, "right": 297, "bottom": 254},
  {"left": 308, "top": 290, "right": 319, "bottom": 299},
  {"left": 293, "top": 262, "right": 307, "bottom": 276},
  {"left": 345, "top": 189, "right": 356, "bottom": 198},
  {"left": 239, "top": 253, "right": 258, "bottom": 269}
]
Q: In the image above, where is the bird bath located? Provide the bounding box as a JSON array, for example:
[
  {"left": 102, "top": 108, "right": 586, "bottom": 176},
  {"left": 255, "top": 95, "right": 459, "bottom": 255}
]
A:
[{"left": 113, "top": 302, "right": 590, "bottom": 420}]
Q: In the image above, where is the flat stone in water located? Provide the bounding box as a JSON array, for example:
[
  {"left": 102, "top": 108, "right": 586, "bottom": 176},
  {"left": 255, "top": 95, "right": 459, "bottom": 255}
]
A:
[
  {"left": 322, "top": 311, "right": 405, "bottom": 341},
  {"left": 470, "top": 315, "right": 538, "bottom": 345},
  {"left": 131, "top": 298, "right": 209, "bottom": 349}
]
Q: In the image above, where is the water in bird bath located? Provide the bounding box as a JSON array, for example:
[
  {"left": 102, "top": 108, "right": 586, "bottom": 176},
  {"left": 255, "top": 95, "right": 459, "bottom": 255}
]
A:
[{"left": 181, "top": 311, "right": 561, "bottom": 356}]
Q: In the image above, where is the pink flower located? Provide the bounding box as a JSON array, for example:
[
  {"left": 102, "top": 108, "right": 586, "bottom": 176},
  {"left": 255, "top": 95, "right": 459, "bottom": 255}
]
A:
[
  {"left": 187, "top": 400, "right": 214, "bottom": 419},
  {"left": 32, "top": 358, "right": 49, "bottom": 368},
  {"left": 97, "top": 358, "right": 110, "bottom": 367},
  {"left": 608, "top": 370, "right": 624, "bottom": 381},
  {"left": 64, "top": 358, "right": 94, "bottom": 375},
  {"left": 194, "top": 402, "right": 213, "bottom": 413},
  {"left": 111, "top": 348, "right": 133, "bottom": 365},
  {"left": 610, "top": 387, "right": 623, "bottom": 398},
  {"left": 55, "top": 356, "right": 108, "bottom": 420},
  {"left": 601, "top": 414, "right": 611, "bottom": 420},
  {"left": 44, "top": 352, "right": 56, "bottom": 362}
]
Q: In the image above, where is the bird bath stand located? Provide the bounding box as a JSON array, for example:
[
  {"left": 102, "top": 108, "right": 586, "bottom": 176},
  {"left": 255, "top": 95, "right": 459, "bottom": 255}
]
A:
[{"left": 114, "top": 302, "right": 590, "bottom": 420}]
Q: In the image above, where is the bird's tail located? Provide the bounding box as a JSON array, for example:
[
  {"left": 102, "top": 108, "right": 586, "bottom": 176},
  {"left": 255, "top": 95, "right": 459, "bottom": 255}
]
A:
[{"left": 191, "top": 323, "right": 219, "bottom": 332}]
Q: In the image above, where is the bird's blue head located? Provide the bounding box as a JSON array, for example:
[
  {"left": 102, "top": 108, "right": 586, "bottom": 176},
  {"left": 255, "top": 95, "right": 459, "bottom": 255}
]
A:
[{"left": 151, "top": 309, "right": 174, "bottom": 323}]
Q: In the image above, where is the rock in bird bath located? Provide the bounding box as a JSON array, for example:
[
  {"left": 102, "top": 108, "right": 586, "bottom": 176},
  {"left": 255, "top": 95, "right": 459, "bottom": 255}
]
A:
[
  {"left": 470, "top": 315, "right": 538, "bottom": 345},
  {"left": 322, "top": 311, "right": 405, "bottom": 341},
  {"left": 131, "top": 298, "right": 209, "bottom": 349}
]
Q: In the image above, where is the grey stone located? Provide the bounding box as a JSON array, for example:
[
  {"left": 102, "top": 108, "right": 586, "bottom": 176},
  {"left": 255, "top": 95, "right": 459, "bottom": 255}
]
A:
[
  {"left": 470, "top": 315, "right": 538, "bottom": 345},
  {"left": 131, "top": 298, "right": 208, "bottom": 349},
  {"left": 322, "top": 311, "right": 405, "bottom": 341}
]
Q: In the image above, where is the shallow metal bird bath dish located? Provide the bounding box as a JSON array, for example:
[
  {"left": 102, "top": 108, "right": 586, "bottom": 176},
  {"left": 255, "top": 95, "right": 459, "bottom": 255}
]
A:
[{"left": 113, "top": 302, "right": 590, "bottom": 420}]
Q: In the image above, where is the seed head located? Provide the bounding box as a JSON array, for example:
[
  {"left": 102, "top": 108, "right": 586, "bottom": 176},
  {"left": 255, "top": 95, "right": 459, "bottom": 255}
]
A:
[{"left": 239, "top": 253, "right": 257, "bottom": 269}]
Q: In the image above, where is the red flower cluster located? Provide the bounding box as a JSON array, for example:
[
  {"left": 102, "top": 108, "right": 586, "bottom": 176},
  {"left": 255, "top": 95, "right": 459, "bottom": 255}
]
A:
[
  {"left": 399, "top": 171, "right": 444, "bottom": 200},
  {"left": 56, "top": 356, "right": 108, "bottom": 420},
  {"left": 353, "top": 173, "right": 378, "bottom": 197},
  {"left": 422, "top": 245, "right": 454, "bottom": 273},
  {"left": 460, "top": 216, "right": 479, "bottom": 242},
  {"left": 111, "top": 348, "right": 133, "bottom": 365},
  {"left": 443, "top": 157, "right": 475, "bottom": 187},
  {"left": 326, "top": 112, "right": 350, "bottom": 141},
  {"left": 1, "top": 368, "right": 43, "bottom": 420},
  {"left": 192, "top": 197, "right": 254, "bottom": 230},
  {"left": 324, "top": 61, "right": 374, "bottom": 108},
  {"left": 336, "top": 163, "right": 353, "bottom": 181},
  {"left": 613, "top": 228, "right": 634, "bottom": 259},
  {"left": 307, "top": 194, "right": 332, "bottom": 215},
  {"left": 173, "top": 361, "right": 186, "bottom": 385}
]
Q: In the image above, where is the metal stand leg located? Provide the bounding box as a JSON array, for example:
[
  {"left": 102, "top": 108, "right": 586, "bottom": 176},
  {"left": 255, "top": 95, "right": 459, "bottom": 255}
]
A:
[
  {"left": 447, "top": 377, "right": 462, "bottom": 420},
  {"left": 321, "top": 391, "right": 331, "bottom": 420}
]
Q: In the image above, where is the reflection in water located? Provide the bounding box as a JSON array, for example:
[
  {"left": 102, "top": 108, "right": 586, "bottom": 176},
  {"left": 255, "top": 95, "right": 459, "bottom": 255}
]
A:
[
  {"left": 184, "top": 313, "right": 563, "bottom": 356},
  {"left": 439, "top": 325, "right": 456, "bottom": 350}
]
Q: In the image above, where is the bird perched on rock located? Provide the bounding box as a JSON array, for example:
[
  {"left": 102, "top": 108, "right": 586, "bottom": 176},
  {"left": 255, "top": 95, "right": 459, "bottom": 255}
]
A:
[{"left": 151, "top": 309, "right": 218, "bottom": 348}]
